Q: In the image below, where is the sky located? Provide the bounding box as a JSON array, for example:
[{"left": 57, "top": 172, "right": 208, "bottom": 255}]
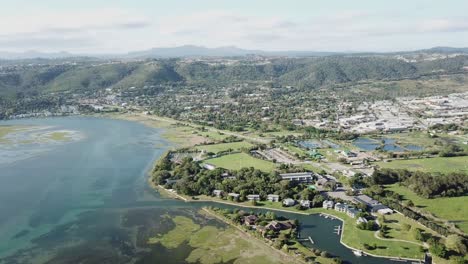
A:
[{"left": 0, "top": 0, "right": 467, "bottom": 53}]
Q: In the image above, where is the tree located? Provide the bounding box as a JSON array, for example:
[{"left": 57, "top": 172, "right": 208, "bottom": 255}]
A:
[
  {"left": 413, "top": 228, "right": 425, "bottom": 241},
  {"left": 445, "top": 235, "right": 467, "bottom": 255},
  {"left": 429, "top": 241, "right": 447, "bottom": 258}
]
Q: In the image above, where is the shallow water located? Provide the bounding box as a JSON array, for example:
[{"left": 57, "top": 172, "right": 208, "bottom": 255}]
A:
[{"left": 0, "top": 117, "right": 409, "bottom": 264}]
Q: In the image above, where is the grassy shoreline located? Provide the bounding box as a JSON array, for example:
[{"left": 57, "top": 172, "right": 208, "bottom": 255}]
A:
[{"left": 153, "top": 184, "right": 425, "bottom": 261}]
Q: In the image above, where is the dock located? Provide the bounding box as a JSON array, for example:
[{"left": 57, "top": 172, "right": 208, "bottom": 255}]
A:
[
  {"left": 334, "top": 225, "right": 342, "bottom": 235},
  {"left": 297, "top": 236, "right": 315, "bottom": 244}
]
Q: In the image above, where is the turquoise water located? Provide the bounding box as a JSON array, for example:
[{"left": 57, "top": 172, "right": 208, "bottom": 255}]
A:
[{"left": 0, "top": 117, "right": 410, "bottom": 264}]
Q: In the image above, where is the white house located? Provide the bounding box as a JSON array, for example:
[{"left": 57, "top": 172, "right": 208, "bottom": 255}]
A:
[
  {"left": 247, "top": 194, "right": 260, "bottom": 201},
  {"left": 323, "top": 200, "right": 334, "bottom": 209},
  {"left": 212, "top": 190, "right": 223, "bottom": 197},
  {"left": 299, "top": 200, "right": 311, "bottom": 208},
  {"left": 228, "top": 193, "right": 240, "bottom": 200},
  {"left": 283, "top": 198, "right": 295, "bottom": 207},
  {"left": 267, "top": 194, "right": 280, "bottom": 202}
]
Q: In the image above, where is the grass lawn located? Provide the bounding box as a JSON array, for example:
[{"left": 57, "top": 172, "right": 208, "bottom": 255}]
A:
[
  {"left": 195, "top": 141, "right": 254, "bottom": 154},
  {"left": 376, "top": 156, "right": 468, "bottom": 174},
  {"left": 379, "top": 213, "right": 437, "bottom": 243},
  {"left": 195, "top": 130, "right": 229, "bottom": 141},
  {"left": 387, "top": 184, "right": 468, "bottom": 234},
  {"left": 204, "top": 153, "right": 277, "bottom": 172}
]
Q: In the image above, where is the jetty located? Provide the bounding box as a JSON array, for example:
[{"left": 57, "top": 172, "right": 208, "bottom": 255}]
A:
[{"left": 334, "top": 225, "right": 342, "bottom": 235}]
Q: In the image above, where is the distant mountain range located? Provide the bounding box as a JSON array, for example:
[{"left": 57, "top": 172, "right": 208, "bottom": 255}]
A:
[{"left": 1, "top": 45, "right": 468, "bottom": 60}]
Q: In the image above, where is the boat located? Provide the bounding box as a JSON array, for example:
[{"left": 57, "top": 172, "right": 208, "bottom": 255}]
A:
[{"left": 353, "top": 250, "right": 363, "bottom": 256}]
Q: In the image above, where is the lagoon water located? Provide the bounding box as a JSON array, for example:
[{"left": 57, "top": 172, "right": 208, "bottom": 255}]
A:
[{"left": 0, "top": 117, "right": 407, "bottom": 264}]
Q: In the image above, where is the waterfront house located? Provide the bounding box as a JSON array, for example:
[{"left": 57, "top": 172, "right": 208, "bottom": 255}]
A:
[
  {"left": 334, "top": 202, "right": 348, "bottom": 212},
  {"left": 228, "top": 193, "right": 240, "bottom": 200},
  {"left": 244, "top": 215, "right": 258, "bottom": 226},
  {"left": 283, "top": 198, "right": 295, "bottom": 207},
  {"left": 265, "top": 221, "right": 282, "bottom": 232},
  {"left": 347, "top": 207, "right": 359, "bottom": 218},
  {"left": 247, "top": 194, "right": 260, "bottom": 201},
  {"left": 212, "top": 190, "right": 223, "bottom": 197},
  {"left": 323, "top": 200, "right": 334, "bottom": 209},
  {"left": 279, "top": 172, "right": 314, "bottom": 182},
  {"left": 267, "top": 194, "right": 280, "bottom": 202},
  {"left": 299, "top": 200, "right": 311, "bottom": 208}
]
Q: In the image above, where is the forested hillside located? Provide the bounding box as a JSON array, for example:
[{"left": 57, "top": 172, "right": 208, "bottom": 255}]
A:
[{"left": 1, "top": 55, "right": 467, "bottom": 98}]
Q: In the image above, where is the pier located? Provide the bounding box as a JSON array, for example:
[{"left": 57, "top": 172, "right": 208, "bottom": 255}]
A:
[{"left": 334, "top": 225, "right": 342, "bottom": 235}]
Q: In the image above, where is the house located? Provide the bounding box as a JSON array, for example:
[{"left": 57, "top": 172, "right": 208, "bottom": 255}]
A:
[
  {"left": 282, "top": 198, "right": 295, "bottom": 207},
  {"left": 316, "top": 178, "right": 330, "bottom": 186},
  {"left": 279, "top": 172, "right": 314, "bottom": 182},
  {"left": 244, "top": 215, "right": 258, "bottom": 226},
  {"left": 265, "top": 221, "right": 295, "bottom": 232},
  {"left": 323, "top": 200, "right": 334, "bottom": 209},
  {"left": 357, "top": 217, "right": 368, "bottom": 224},
  {"left": 247, "top": 194, "right": 260, "bottom": 201},
  {"left": 341, "top": 150, "right": 357, "bottom": 158},
  {"left": 347, "top": 207, "right": 360, "bottom": 218},
  {"left": 203, "top": 163, "right": 216, "bottom": 170},
  {"left": 228, "top": 193, "right": 240, "bottom": 200},
  {"left": 334, "top": 203, "right": 359, "bottom": 218},
  {"left": 212, "top": 190, "right": 223, "bottom": 197},
  {"left": 334, "top": 202, "right": 348, "bottom": 212},
  {"left": 299, "top": 200, "right": 311, "bottom": 208},
  {"left": 221, "top": 172, "right": 236, "bottom": 180},
  {"left": 265, "top": 221, "right": 283, "bottom": 231},
  {"left": 267, "top": 194, "right": 280, "bottom": 202},
  {"left": 165, "top": 179, "right": 180, "bottom": 185}
]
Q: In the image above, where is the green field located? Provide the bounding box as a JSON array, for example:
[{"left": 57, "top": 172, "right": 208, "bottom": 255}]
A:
[
  {"left": 204, "top": 153, "right": 276, "bottom": 172},
  {"left": 376, "top": 156, "right": 468, "bottom": 173},
  {"left": 387, "top": 184, "right": 468, "bottom": 233},
  {"left": 195, "top": 141, "right": 254, "bottom": 154},
  {"left": 195, "top": 130, "right": 230, "bottom": 141}
]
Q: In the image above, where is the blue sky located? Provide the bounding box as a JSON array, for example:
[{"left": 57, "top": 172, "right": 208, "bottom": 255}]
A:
[{"left": 0, "top": 0, "right": 467, "bottom": 53}]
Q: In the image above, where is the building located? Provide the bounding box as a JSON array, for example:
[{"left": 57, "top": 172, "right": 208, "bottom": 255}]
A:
[
  {"left": 212, "top": 190, "right": 223, "bottom": 197},
  {"left": 334, "top": 202, "right": 348, "bottom": 212},
  {"left": 279, "top": 172, "right": 314, "bottom": 182},
  {"left": 347, "top": 207, "right": 360, "bottom": 218},
  {"left": 341, "top": 150, "right": 357, "bottom": 158},
  {"left": 228, "top": 193, "right": 240, "bottom": 200},
  {"left": 203, "top": 163, "right": 216, "bottom": 170},
  {"left": 334, "top": 203, "right": 359, "bottom": 218},
  {"left": 165, "top": 179, "right": 180, "bottom": 185},
  {"left": 265, "top": 221, "right": 283, "bottom": 231},
  {"left": 357, "top": 217, "right": 368, "bottom": 224},
  {"left": 267, "top": 194, "right": 280, "bottom": 202},
  {"left": 323, "top": 200, "right": 334, "bottom": 209},
  {"left": 244, "top": 215, "right": 258, "bottom": 226},
  {"left": 355, "top": 195, "right": 394, "bottom": 215},
  {"left": 299, "top": 200, "right": 311, "bottom": 208},
  {"left": 247, "top": 194, "right": 260, "bottom": 201},
  {"left": 283, "top": 198, "right": 295, "bottom": 207},
  {"left": 354, "top": 195, "right": 379, "bottom": 207}
]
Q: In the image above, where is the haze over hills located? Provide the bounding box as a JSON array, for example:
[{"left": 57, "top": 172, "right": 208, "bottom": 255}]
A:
[{"left": 1, "top": 45, "right": 468, "bottom": 60}]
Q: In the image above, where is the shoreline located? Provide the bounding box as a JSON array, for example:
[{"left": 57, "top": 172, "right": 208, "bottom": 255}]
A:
[{"left": 154, "top": 184, "right": 423, "bottom": 262}]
